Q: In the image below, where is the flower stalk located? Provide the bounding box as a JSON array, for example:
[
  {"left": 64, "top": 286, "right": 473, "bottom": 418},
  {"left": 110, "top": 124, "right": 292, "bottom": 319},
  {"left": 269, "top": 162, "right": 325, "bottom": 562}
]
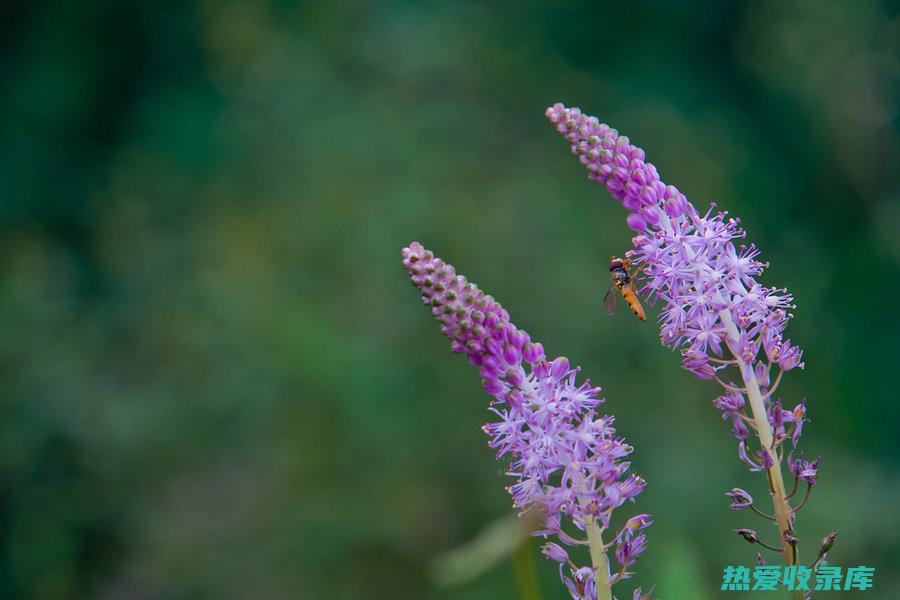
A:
[
  {"left": 721, "top": 309, "right": 798, "bottom": 568},
  {"left": 585, "top": 519, "right": 611, "bottom": 600}
]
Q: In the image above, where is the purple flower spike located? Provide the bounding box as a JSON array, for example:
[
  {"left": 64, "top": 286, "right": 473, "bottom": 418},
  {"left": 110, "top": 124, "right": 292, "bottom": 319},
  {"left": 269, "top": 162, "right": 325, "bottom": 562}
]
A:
[
  {"left": 403, "top": 242, "right": 650, "bottom": 599},
  {"left": 547, "top": 103, "right": 825, "bottom": 568},
  {"left": 545, "top": 103, "right": 802, "bottom": 385}
]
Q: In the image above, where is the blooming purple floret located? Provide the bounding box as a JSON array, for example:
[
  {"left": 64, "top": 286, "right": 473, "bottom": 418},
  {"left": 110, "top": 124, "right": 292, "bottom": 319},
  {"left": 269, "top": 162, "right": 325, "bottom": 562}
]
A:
[
  {"left": 402, "top": 242, "right": 649, "bottom": 599},
  {"left": 563, "top": 567, "right": 597, "bottom": 600},
  {"left": 615, "top": 532, "right": 648, "bottom": 569},
  {"left": 788, "top": 453, "right": 819, "bottom": 486}
]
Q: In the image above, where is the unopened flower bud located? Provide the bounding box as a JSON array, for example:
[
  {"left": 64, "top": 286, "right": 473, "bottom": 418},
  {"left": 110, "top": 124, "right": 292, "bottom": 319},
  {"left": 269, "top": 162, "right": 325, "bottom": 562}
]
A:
[
  {"left": 818, "top": 532, "right": 837, "bottom": 557},
  {"left": 626, "top": 212, "right": 648, "bottom": 232},
  {"left": 725, "top": 488, "right": 753, "bottom": 510},
  {"left": 734, "top": 528, "right": 759, "bottom": 544},
  {"left": 522, "top": 342, "right": 544, "bottom": 364},
  {"left": 541, "top": 542, "right": 569, "bottom": 564}
]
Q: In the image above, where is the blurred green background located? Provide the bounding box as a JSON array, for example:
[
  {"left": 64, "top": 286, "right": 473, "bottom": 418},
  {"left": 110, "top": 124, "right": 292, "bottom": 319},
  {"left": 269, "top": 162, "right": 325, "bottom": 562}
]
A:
[{"left": 1, "top": 1, "right": 898, "bottom": 598}]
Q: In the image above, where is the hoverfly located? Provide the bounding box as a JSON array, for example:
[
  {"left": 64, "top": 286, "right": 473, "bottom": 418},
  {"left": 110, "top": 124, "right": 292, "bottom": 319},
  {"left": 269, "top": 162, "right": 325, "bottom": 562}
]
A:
[{"left": 603, "top": 255, "right": 646, "bottom": 321}]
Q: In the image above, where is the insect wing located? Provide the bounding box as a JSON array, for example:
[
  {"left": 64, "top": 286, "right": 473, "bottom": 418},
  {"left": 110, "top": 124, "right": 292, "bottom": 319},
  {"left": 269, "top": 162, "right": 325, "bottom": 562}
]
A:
[{"left": 603, "top": 285, "right": 619, "bottom": 315}]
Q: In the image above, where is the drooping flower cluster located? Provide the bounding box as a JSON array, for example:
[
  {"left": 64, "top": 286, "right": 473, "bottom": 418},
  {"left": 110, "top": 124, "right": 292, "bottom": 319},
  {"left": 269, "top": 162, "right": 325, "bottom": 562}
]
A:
[
  {"left": 402, "top": 242, "right": 650, "bottom": 598},
  {"left": 545, "top": 103, "right": 825, "bottom": 563}
]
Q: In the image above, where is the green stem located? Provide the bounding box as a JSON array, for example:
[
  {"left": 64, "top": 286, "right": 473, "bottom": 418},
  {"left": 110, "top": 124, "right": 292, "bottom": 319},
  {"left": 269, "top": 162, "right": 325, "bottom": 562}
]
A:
[
  {"left": 749, "top": 504, "right": 776, "bottom": 521},
  {"left": 719, "top": 310, "right": 803, "bottom": 600},
  {"left": 786, "top": 475, "right": 800, "bottom": 500},
  {"left": 585, "top": 518, "right": 612, "bottom": 600},
  {"left": 792, "top": 485, "right": 813, "bottom": 513}
]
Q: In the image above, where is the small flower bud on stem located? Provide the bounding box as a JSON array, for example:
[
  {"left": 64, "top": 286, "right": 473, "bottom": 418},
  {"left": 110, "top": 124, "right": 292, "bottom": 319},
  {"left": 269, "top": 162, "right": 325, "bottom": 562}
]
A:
[
  {"left": 810, "top": 532, "right": 837, "bottom": 571},
  {"left": 734, "top": 528, "right": 783, "bottom": 553}
]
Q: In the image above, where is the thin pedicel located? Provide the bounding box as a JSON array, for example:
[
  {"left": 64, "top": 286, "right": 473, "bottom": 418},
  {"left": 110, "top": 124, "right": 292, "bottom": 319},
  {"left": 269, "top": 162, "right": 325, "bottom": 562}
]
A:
[
  {"left": 403, "top": 242, "right": 650, "bottom": 600},
  {"left": 546, "top": 103, "right": 834, "bottom": 597}
]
